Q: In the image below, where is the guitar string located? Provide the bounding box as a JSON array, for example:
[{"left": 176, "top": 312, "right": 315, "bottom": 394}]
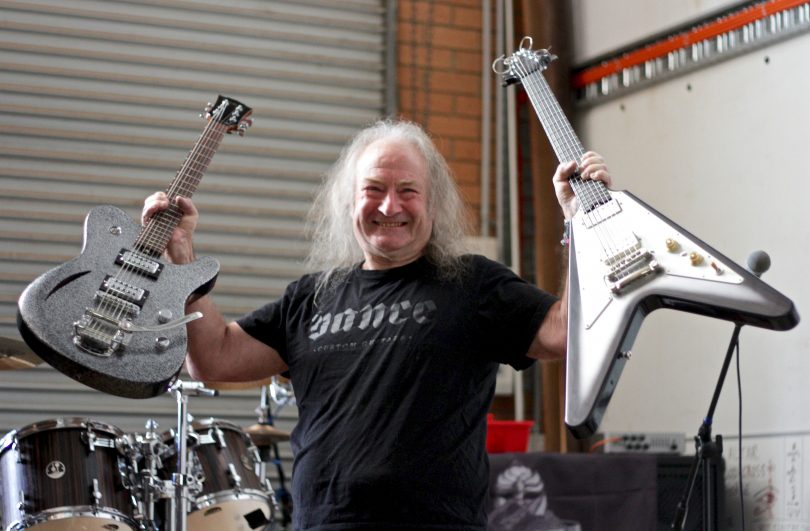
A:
[
  {"left": 513, "top": 51, "right": 637, "bottom": 280},
  {"left": 527, "top": 70, "right": 625, "bottom": 264},
  {"left": 87, "top": 102, "right": 230, "bottom": 348},
  {"left": 104, "top": 111, "right": 227, "bottom": 334},
  {"left": 90, "top": 112, "right": 223, "bottom": 343},
  {"left": 512, "top": 56, "right": 624, "bottom": 266}
]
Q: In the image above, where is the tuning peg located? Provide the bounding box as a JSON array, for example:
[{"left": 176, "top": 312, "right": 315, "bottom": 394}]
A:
[{"left": 200, "top": 102, "right": 214, "bottom": 119}]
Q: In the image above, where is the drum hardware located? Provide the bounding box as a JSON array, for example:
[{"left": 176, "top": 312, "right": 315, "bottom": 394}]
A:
[
  {"left": 124, "top": 418, "right": 186, "bottom": 530},
  {"left": 0, "top": 417, "right": 139, "bottom": 531},
  {"left": 166, "top": 380, "right": 218, "bottom": 531},
  {"left": 251, "top": 377, "right": 295, "bottom": 529},
  {"left": 178, "top": 417, "right": 276, "bottom": 530},
  {"left": 0, "top": 336, "right": 42, "bottom": 370}
]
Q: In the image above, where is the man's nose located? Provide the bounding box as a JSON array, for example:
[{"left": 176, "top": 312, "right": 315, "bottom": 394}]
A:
[{"left": 379, "top": 191, "right": 401, "bottom": 216}]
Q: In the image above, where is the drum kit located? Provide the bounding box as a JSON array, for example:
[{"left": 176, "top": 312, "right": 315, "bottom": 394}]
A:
[{"left": 0, "top": 336, "right": 295, "bottom": 531}]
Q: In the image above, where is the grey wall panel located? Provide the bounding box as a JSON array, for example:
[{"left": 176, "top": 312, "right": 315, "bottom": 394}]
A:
[{"left": 0, "top": 0, "right": 386, "bottom": 497}]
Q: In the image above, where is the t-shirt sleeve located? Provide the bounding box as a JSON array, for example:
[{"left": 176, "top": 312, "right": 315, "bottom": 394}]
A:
[
  {"left": 472, "top": 256, "right": 559, "bottom": 370},
  {"left": 235, "top": 279, "right": 302, "bottom": 365}
]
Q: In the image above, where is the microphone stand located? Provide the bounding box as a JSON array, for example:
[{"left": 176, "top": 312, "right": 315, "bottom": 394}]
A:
[{"left": 671, "top": 322, "right": 742, "bottom": 531}]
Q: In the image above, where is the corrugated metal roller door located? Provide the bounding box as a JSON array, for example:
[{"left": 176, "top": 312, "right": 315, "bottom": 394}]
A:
[{"left": 0, "top": 0, "right": 386, "bottom": 487}]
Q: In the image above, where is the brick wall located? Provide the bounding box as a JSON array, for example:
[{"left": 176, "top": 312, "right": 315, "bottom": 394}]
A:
[{"left": 396, "top": 0, "right": 489, "bottom": 233}]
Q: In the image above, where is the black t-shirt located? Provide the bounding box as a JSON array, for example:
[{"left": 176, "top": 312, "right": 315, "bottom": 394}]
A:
[{"left": 237, "top": 255, "right": 558, "bottom": 530}]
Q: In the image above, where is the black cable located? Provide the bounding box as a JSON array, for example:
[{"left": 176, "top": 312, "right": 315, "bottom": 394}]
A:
[{"left": 736, "top": 337, "right": 745, "bottom": 530}]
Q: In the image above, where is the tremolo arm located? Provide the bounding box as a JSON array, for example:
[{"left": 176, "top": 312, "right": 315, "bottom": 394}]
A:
[{"left": 73, "top": 248, "right": 202, "bottom": 356}]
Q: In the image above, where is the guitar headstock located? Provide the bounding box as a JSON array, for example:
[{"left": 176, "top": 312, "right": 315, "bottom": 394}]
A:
[
  {"left": 492, "top": 36, "right": 557, "bottom": 86},
  {"left": 203, "top": 95, "right": 253, "bottom": 136}
]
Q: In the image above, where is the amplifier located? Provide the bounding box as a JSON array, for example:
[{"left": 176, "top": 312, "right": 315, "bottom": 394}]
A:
[
  {"left": 593, "top": 432, "right": 686, "bottom": 454},
  {"left": 656, "top": 454, "right": 725, "bottom": 531}
]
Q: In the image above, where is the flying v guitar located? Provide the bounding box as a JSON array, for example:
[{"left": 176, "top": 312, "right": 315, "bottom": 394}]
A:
[
  {"left": 17, "top": 96, "right": 252, "bottom": 399},
  {"left": 494, "top": 38, "right": 799, "bottom": 438}
]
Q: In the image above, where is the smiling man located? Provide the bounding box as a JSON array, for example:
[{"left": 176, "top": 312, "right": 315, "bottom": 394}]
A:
[{"left": 142, "top": 119, "right": 611, "bottom": 531}]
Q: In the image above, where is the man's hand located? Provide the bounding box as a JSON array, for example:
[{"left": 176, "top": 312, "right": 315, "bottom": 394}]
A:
[
  {"left": 141, "top": 192, "right": 198, "bottom": 264},
  {"left": 553, "top": 151, "right": 613, "bottom": 220}
]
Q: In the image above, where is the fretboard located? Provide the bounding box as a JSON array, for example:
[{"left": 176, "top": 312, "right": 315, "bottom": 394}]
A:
[
  {"left": 134, "top": 120, "right": 228, "bottom": 257},
  {"left": 519, "top": 70, "right": 612, "bottom": 210}
]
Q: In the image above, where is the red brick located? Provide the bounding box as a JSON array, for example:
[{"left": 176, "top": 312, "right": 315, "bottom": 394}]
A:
[
  {"left": 438, "top": 0, "right": 481, "bottom": 8},
  {"left": 398, "top": 43, "right": 454, "bottom": 69},
  {"left": 454, "top": 95, "right": 482, "bottom": 117},
  {"left": 448, "top": 160, "right": 479, "bottom": 185},
  {"left": 427, "top": 70, "right": 480, "bottom": 95},
  {"left": 399, "top": 90, "right": 455, "bottom": 116},
  {"left": 400, "top": 0, "right": 453, "bottom": 25},
  {"left": 431, "top": 26, "right": 481, "bottom": 52},
  {"left": 452, "top": 6, "right": 482, "bottom": 30},
  {"left": 426, "top": 115, "right": 479, "bottom": 140},
  {"left": 453, "top": 139, "right": 482, "bottom": 161},
  {"left": 454, "top": 50, "right": 483, "bottom": 73}
]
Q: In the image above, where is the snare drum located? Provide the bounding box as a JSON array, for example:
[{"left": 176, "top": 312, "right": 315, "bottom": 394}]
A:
[
  {"left": 162, "top": 418, "right": 275, "bottom": 531},
  {"left": 0, "top": 418, "right": 138, "bottom": 531}
]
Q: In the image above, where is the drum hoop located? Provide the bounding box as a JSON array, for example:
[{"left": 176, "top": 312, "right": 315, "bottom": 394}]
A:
[
  {"left": 0, "top": 417, "right": 123, "bottom": 455},
  {"left": 194, "top": 489, "right": 271, "bottom": 511},
  {"left": 192, "top": 417, "right": 244, "bottom": 433},
  {"left": 12, "top": 505, "right": 137, "bottom": 529},
  {"left": 9, "top": 417, "right": 122, "bottom": 439}
]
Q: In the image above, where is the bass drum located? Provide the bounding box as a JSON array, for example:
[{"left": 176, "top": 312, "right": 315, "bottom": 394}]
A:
[
  {"left": 162, "top": 418, "right": 276, "bottom": 531},
  {"left": 0, "top": 417, "right": 138, "bottom": 531}
]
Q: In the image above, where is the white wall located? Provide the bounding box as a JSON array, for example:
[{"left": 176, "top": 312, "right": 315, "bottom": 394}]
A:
[
  {"left": 569, "top": 2, "right": 810, "bottom": 525},
  {"left": 571, "top": 0, "right": 742, "bottom": 62},
  {"left": 578, "top": 32, "right": 810, "bottom": 437}
]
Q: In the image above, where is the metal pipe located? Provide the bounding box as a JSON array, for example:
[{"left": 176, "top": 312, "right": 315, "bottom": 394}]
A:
[
  {"left": 480, "top": 0, "right": 492, "bottom": 237},
  {"left": 502, "top": 0, "right": 525, "bottom": 422},
  {"left": 385, "top": 0, "right": 399, "bottom": 117}
]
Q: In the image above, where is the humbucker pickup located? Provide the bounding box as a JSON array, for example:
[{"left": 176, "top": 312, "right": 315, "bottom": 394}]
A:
[
  {"left": 115, "top": 249, "right": 164, "bottom": 279},
  {"left": 100, "top": 275, "right": 149, "bottom": 307}
]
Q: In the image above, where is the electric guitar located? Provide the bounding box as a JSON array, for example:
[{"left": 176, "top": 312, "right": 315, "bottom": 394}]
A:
[
  {"left": 494, "top": 38, "right": 799, "bottom": 438},
  {"left": 17, "top": 96, "right": 252, "bottom": 399}
]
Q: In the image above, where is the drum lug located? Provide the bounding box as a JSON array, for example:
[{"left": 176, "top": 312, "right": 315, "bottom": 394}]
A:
[
  {"left": 16, "top": 489, "right": 28, "bottom": 513},
  {"left": 91, "top": 478, "right": 103, "bottom": 506},
  {"left": 227, "top": 462, "right": 243, "bottom": 491},
  {"left": 84, "top": 426, "right": 97, "bottom": 452},
  {"left": 212, "top": 425, "right": 226, "bottom": 448}
]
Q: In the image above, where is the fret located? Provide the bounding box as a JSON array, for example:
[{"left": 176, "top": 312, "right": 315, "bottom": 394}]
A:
[
  {"left": 500, "top": 43, "right": 613, "bottom": 211},
  {"left": 132, "top": 98, "right": 250, "bottom": 257}
]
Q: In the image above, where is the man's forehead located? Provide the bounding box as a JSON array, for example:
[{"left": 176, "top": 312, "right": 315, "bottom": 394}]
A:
[{"left": 357, "top": 139, "right": 426, "bottom": 168}]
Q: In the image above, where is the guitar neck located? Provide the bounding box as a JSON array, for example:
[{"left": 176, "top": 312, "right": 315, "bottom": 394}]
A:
[
  {"left": 520, "top": 70, "right": 611, "bottom": 208},
  {"left": 134, "top": 119, "right": 229, "bottom": 257}
]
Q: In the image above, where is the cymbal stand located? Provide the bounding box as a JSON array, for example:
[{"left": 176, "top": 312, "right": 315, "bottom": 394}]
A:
[
  {"left": 168, "top": 380, "right": 217, "bottom": 531},
  {"left": 257, "top": 383, "right": 293, "bottom": 528}
]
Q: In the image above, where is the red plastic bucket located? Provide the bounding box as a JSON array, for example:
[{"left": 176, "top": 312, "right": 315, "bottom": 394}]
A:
[{"left": 486, "top": 414, "right": 534, "bottom": 453}]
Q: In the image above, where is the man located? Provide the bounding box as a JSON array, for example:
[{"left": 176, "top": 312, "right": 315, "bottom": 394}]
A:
[{"left": 142, "top": 119, "right": 610, "bottom": 530}]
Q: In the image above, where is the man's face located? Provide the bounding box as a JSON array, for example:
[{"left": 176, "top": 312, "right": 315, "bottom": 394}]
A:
[{"left": 352, "top": 138, "right": 433, "bottom": 270}]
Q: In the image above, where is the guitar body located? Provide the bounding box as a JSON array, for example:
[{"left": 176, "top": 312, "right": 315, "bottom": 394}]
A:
[
  {"left": 15, "top": 96, "right": 250, "bottom": 399},
  {"left": 17, "top": 205, "right": 219, "bottom": 398},
  {"left": 494, "top": 40, "right": 798, "bottom": 438},
  {"left": 565, "top": 191, "right": 798, "bottom": 438}
]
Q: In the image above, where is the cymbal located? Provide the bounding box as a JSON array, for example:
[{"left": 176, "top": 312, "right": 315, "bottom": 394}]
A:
[
  {"left": 244, "top": 423, "right": 291, "bottom": 445},
  {"left": 0, "top": 337, "right": 42, "bottom": 370},
  {"left": 202, "top": 377, "right": 275, "bottom": 391}
]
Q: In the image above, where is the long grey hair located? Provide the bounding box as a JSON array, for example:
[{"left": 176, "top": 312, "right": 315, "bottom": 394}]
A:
[{"left": 305, "top": 119, "right": 472, "bottom": 295}]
